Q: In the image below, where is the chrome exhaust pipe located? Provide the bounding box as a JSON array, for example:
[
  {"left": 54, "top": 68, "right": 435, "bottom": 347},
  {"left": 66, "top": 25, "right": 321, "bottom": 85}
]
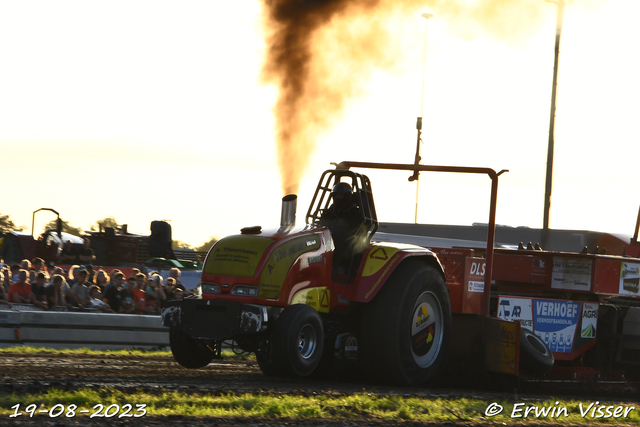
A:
[{"left": 280, "top": 194, "right": 297, "bottom": 227}]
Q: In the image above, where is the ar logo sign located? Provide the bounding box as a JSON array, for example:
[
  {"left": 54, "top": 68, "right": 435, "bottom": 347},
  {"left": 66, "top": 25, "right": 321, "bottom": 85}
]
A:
[{"left": 498, "top": 300, "right": 521, "bottom": 318}]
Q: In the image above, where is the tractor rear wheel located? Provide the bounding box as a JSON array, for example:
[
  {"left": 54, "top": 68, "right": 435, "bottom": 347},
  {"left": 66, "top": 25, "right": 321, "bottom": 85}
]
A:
[
  {"left": 169, "top": 327, "right": 216, "bottom": 369},
  {"left": 272, "top": 304, "right": 324, "bottom": 377},
  {"left": 359, "top": 259, "right": 451, "bottom": 386}
]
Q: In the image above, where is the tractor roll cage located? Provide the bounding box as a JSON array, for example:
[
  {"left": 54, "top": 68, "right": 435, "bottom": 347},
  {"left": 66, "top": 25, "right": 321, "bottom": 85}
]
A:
[
  {"left": 306, "top": 169, "right": 379, "bottom": 244},
  {"left": 334, "top": 161, "right": 508, "bottom": 317}
]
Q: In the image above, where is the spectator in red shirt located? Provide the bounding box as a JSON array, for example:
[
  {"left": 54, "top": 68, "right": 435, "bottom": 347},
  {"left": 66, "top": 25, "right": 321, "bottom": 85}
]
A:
[{"left": 8, "top": 269, "right": 35, "bottom": 304}]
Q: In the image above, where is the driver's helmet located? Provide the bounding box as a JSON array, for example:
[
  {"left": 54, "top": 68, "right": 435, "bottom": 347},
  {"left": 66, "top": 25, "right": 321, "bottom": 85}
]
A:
[{"left": 331, "top": 182, "right": 352, "bottom": 208}]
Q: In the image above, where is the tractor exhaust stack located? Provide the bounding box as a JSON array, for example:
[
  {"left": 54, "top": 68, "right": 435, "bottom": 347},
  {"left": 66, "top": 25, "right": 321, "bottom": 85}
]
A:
[{"left": 280, "top": 194, "right": 297, "bottom": 228}]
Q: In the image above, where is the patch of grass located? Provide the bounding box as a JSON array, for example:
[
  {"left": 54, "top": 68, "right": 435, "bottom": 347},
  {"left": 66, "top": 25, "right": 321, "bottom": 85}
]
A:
[
  {"left": 0, "top": 346, "right": 171, "bottom": 357},
  {"left": 0, "top": 389, "right": 638, "bottom": 424},
  {"left": 0, "top": 346, "right": 251, "bottom": 359}
]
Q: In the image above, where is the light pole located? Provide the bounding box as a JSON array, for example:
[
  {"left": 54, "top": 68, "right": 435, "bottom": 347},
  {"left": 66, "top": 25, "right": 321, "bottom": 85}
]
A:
[
  {"left": 542, "top": 0, "right": 565, "bottom": 249},
  {"left": 409, "top": 12, "right": 433, "bottom": 224}
]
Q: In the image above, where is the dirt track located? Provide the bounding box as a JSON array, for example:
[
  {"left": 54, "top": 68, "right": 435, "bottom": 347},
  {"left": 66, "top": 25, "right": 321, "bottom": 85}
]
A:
[{"left": 0, "top": 352, "right": 632, "bottom": 426}]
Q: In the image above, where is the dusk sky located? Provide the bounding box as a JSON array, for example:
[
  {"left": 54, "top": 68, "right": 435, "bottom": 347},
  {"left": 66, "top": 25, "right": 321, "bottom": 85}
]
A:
[{"left": 1, "top": 0, "right": 638, "bottom": 247}]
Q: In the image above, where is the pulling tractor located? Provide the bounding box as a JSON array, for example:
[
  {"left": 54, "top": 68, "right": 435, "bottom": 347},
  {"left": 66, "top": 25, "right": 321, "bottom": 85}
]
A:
[{"left": 162, "top": 161, "right": 640, "bottom": 388}]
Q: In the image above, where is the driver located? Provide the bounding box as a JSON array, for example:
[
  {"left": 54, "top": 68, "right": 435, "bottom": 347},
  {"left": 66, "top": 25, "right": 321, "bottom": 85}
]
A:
[{"left": 320, "top": 182, "right": 367, "bottom": 277}]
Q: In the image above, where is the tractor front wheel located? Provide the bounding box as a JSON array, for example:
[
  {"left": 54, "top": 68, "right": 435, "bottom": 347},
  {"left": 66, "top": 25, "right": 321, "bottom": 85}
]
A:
[
  {"left": 272, "top": 304, "right": 324, "bottom": 377},
  {"left": 359, "top": 259, "right": 451, "bottom": 386},
  {"left": 169, "top": 327, "right": 216, "bottom": 369}
]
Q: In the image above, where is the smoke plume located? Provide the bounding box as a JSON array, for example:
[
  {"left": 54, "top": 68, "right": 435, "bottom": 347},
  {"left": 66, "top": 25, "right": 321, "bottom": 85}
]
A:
[{"left": 261, "top": 0, "right": 549, "bottom": 195}]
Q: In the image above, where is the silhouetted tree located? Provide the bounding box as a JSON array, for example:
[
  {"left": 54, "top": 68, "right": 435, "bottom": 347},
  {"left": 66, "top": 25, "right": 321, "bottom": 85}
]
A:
[
  {"left": 195, "top": 236, "right": 219, "bottom": 253},
  {"left": 44, "top": 218, "right": 83, "bottom": 236},
  {"left": 90, "top": 216, "right": 119, "bottom": 232},
  {"left": 0, "top": 213, "right": 25, "bottom": 233}
]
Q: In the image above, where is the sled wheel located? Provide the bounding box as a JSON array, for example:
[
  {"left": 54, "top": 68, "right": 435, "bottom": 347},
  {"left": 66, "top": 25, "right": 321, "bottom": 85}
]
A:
[
  {"left": 272, "top": 304, "right": 324, "bottom": 377},
  {"left": 169, "top": 327, "right": 215, "bottom": 369},
  {"left": 359, "top": 259, "right": 451, "bottom": 386},
  {"left": 520, "top": 328, "right": 554, "bottom": 375}
]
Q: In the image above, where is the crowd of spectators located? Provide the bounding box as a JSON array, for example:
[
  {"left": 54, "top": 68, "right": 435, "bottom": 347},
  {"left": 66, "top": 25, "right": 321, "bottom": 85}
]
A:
[{"left": 0, "top": 256, "right": 189, "bottom": 314}]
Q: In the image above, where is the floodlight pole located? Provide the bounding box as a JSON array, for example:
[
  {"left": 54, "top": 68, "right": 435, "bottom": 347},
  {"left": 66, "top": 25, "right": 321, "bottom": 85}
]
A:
[
  {"left": 409, "top": 12, "right": 434, "bottom": 224},
  {"left": 542, "top": 0, "right": 565, "bottom": 249}
]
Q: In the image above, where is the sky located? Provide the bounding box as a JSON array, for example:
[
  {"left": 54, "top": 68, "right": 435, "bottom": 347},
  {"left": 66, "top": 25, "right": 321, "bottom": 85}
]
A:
[{"left": 1, "top": 0, "right": 639, "bottom": 248}]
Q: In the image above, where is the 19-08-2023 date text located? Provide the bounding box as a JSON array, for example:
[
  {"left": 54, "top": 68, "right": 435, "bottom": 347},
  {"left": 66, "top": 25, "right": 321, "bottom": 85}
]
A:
[{"left": 9, "top": 403, "right": 147, "bottom": 418}]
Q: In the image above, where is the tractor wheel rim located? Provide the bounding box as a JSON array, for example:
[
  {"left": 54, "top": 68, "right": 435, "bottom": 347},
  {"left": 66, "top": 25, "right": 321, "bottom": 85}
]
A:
[
  {"left": 410, "top": 291, "right": 444, "bottom": 368},
  {"left": 298, "top": 324, "right": 317, "bottom": 359}
]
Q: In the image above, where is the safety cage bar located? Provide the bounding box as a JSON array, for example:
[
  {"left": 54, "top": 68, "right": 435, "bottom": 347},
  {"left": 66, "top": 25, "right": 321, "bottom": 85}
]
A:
[
  {"left": 305, "top": 169, "right": 379, "bottom": 244},
  {"left": 334, "top": 161, "right": 508, "bottom": 317}
]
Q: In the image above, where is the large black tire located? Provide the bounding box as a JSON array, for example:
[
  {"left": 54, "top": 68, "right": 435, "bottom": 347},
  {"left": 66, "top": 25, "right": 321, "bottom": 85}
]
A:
[
  {"left": 520, "top": 328, "right": 554, "bottom": 375},
  {"left": 271, "top": 304, "right": 324, "bottom": 377},
  {"left": 169, "top": 327, "right": 216, "bottom": 369},
  {"left": 359, "top": 259, "right": 451, "bottom": 386}
]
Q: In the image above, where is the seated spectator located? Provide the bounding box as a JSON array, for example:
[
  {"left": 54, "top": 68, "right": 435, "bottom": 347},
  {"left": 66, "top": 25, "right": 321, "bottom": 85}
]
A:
[
  {"left": 58, "top": 240, "right": 78, "bottom": 265},
  {"left": 84, "top": 264, "right": 96, "bottom": 284},
  {"left": 8, "top": 269, "right": 35, "bottom": 304},
  {"left": 94, "top": 269, "right": 110, "bottom": 294},
  {"left": 133, "top": 280, "right": 152, "bottom": 315},
  {"left": 0, "top": 271, "right": 11, "bottom": 308},
  {"left": 145, "top": 274, "right": 166, "bottom": 314},
  {"left": 77, "top": 238, "right": 95, "bottom": 264},
  {"left": 28, "top": 269, "right": 37, "bottom": 285},
  {"left": 164, "top": 277, "right": 186, "bottom": 302},
  {"left": 88, "top": 285, "right": 113, "bottom": 313},
  {"left": 135, "top": 272, "right": 146, "bottom": 290},
  {"left": 10, "top": 264, "right": 20, "bottom": 281},
  {"left": 31, "top": 272, "right": 49, "bottom": 310},
  {"left": 67, "top": 265, "right": 81, "bottom": 286},
  {"left": 20, "top": 259, "right": 32, "bottom": 271},
  {"left": 45, "top": 261, "right": 56, "bottom": 277},
  {"left": 103, "top": 272, "right": 124, "bottom": 313},
  {"left": 32, "top": 257, "right": 45, "bottom": 273},
  {"left": 169, "top": 267, "right": 183, "bottom": 286},
  {"left": 103, "top": 269, "right": 122, "bottom": 292},
  {"left": 1, "top": 265, "right": 10, "bottom": 290},
  {"left": 50, "top": 267, "right": 81, "bottom": 307},
  {"left": 71, "top": 268, "right": 91, "bottom": 307},
  {"left": 120, "top": 277, "right": 137, "bottom": 314},
  {"left": 46, "top": 274, "right": 74, "bottom": 310},
  {"left": 173, "top": 286, "right": 185, "bottom": 301}
]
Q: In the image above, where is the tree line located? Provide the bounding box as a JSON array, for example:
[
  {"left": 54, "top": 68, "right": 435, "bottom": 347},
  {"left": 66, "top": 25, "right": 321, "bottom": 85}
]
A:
[{"left": 0, "top": 212, "right": 218, "bottom": 253}]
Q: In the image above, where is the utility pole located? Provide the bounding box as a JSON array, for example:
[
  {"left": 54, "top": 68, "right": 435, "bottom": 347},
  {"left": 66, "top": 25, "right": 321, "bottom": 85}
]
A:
[{"left": 542, "top": 0, "right": 565, "bottom": 249}]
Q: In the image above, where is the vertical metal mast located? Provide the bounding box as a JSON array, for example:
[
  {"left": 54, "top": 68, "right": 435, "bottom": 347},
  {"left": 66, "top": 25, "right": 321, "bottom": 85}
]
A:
[
  {"left": 542, "top": 0, "right": 565, "bottom": 248},
  {"left": 409, "top": 12, "right": 433, "bottom": 223}
]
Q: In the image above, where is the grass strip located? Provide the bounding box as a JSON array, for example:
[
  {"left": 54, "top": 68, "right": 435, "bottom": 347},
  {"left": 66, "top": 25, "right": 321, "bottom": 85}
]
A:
[
  {"left": 0, "top": 388, "right": 638, "bottom": 423},
  {"left": 0, "top": 346, "right": 249, "bottom": 359}
]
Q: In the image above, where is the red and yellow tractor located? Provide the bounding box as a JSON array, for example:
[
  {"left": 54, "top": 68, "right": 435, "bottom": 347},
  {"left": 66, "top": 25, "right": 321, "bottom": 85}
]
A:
[{"left": 163, "top": 161, "right": 640, "bottom": 388}]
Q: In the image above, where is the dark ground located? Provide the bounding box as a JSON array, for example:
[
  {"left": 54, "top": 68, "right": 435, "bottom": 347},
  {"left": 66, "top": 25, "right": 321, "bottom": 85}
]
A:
[{"left": 0, "top": 352, "right": 636, "bottom": 426}]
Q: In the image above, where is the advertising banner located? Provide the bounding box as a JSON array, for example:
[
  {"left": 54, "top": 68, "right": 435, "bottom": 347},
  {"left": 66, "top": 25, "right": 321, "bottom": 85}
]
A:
[{"left": 498, "top": 296, "right": 598, "bottom": 354}]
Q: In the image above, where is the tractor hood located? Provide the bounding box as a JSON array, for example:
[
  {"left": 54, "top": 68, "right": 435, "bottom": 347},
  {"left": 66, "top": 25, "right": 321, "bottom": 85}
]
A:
[{"left": 202, "top": 224, "right": 325, "bottom": 279}]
